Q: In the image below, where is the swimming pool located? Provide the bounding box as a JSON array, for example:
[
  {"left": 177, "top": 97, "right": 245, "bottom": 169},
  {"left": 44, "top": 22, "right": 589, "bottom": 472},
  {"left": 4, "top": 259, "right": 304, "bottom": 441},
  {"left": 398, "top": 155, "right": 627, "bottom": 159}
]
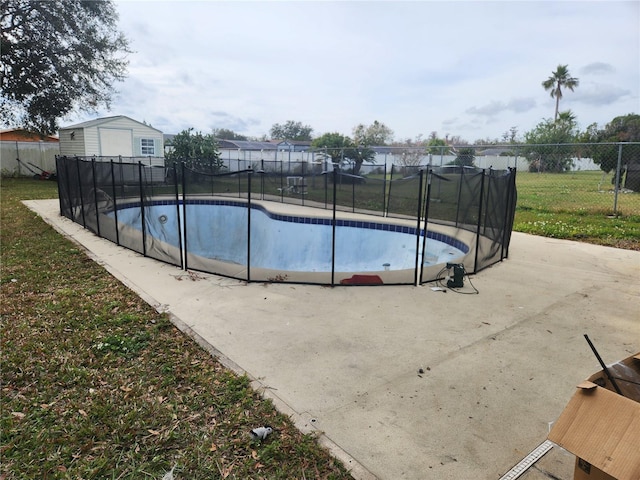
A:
[{"left": 112, "top": 199, "right": 468, "bottom": 275}]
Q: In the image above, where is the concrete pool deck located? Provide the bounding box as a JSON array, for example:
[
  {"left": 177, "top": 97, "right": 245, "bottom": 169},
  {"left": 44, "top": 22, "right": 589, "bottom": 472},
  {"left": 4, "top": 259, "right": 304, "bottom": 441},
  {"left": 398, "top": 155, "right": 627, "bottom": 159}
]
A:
[{"left": 25, "top": 199, "right": 639, "bottom": 480}]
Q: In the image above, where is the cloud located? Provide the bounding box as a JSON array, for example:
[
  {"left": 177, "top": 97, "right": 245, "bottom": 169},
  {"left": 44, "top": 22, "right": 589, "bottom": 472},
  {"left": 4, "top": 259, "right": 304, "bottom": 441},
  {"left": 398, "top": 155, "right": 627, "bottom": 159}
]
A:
[
  {"left": 580, "top": 62, "right": 615, "bottom": 75},
  {"left": 61, "top": 1, "right": 638, "bottom": 144},
  {"left": 208, "top": 112, "right": 261, "bottom": 133},
  {"left": 570, "top": 84, "right": 632, "bottom": 106},
  {"left": 466, "top": 98, "right": 537, "bottom": 117}
]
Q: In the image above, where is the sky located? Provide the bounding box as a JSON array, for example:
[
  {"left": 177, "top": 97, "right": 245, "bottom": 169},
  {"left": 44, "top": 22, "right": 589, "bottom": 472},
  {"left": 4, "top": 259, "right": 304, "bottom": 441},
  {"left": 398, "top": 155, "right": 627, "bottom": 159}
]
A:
[{"left": 69, "top": 0, "right": 639, "bottom": 143}]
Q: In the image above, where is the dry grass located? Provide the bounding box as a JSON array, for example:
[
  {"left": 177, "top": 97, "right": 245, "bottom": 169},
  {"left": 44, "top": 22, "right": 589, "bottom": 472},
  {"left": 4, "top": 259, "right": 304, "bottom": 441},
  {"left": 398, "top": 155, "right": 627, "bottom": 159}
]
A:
[{"left": 1, "top": 177, "right": 351, "bottom": 479}]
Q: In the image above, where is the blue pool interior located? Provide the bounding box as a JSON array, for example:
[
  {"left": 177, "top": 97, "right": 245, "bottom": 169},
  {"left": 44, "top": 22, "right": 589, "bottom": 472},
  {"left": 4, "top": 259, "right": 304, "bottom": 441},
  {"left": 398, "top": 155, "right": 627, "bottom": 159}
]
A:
[{"left": 111, "top": 200, "right": 468, "bottom": 273}]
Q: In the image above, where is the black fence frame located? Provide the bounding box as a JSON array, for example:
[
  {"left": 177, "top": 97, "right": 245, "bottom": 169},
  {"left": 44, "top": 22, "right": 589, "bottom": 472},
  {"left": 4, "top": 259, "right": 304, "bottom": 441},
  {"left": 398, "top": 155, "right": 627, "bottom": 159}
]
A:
[{"left": 56, "top": 156, "right": 517, "bottom": 286}]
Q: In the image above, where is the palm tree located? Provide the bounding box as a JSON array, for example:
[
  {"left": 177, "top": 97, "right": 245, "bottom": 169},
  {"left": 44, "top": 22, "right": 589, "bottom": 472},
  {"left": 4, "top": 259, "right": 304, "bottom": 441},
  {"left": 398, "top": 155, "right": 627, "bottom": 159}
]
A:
[{"left": 542, "top": 65, "right": 579, "bottom": 122}]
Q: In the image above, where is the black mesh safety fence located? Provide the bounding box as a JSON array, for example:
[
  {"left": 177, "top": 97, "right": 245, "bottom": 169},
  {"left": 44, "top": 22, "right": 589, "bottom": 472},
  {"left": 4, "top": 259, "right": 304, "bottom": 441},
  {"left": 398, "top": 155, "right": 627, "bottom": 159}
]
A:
[
  {"left": 417, "top": 167, "right": 517, "bottom": 283},
  {"left": 475, "top": 168, "right": 517, "bottom": 272},
  {"left": 55, "top": 156, "right": 182, "bottom": 268},
  {"left": 181, "top": 164, "right": 252, "bottom": 280},
  {"left": 56, "top": 156, "right": 517, "bottom": 287},
  {"left": 386, "top": 165, "right": 424, "bottom": 219},
  {"left": 56, "top": 155, "right": 75, "bottom": 222}
]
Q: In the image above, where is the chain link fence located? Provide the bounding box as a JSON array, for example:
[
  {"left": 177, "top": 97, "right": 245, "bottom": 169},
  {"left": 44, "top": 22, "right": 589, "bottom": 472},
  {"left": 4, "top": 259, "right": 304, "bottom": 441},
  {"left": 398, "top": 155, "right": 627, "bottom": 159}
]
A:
[{"left": 213, "top": 142, "right": 639, "bottom": 216}]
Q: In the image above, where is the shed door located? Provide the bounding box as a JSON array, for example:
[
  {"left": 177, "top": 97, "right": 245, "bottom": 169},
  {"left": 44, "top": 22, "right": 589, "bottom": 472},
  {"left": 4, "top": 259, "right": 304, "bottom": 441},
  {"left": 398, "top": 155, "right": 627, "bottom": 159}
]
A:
[{"left": 99, "top": 128, "right": 133, "bottom": 156}]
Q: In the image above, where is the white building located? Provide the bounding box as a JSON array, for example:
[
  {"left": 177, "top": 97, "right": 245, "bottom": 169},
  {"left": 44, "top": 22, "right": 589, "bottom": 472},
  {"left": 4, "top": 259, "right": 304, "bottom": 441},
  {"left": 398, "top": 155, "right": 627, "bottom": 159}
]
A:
[{"left": 58, "top": 115, "right": 164, "bottom": 161}]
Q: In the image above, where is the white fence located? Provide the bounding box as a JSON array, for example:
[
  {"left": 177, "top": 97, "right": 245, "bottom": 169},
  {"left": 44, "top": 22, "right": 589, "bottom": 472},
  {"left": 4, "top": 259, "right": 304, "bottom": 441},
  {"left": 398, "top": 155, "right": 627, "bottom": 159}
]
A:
[
  {"left": 0, "top": 141, "right": 60, "bottom": 176},
  {"left": 218, "top": 149, "right": 600, "bottom": 173},
  {"left": 1, "top": 141, "right": 603, "bottom": 178}
]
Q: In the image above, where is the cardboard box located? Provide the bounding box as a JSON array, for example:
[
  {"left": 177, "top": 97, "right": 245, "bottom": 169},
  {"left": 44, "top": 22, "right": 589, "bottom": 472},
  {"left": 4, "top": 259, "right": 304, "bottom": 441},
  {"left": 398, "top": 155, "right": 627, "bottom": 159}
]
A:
[{"left": 548, "top": 353, "right": 640, "bottom": 480}]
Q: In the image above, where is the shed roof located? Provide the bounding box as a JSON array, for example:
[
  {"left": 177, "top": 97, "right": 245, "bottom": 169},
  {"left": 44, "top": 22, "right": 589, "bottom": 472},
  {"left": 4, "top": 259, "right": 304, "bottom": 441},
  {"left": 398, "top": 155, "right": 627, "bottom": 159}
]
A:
[{"left": 61, "top": 115, "right": 163, "bottom": 134}]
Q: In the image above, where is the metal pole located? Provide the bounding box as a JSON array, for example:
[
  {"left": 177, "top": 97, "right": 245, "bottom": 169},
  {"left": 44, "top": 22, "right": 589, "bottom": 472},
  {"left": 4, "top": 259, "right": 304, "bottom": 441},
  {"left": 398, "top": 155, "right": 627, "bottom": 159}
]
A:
[
  {"left": 501, "top": 168, "right": 516, "bottom": 260},
  {"left": 420, "top": 169, "right": 433, "bottom": 284},
  {"left": 181, "top": 162, "right": 188, "bottom": 270},
  {"left": 352, "top": 171, "right": 355, "bottom": 213},
  {"left": 76, "top": 158, "right": 86, "bottom": 228},
  {"left": 173, "top": 161, "right": 183, "bottom": 269},
  {"left": 454, "top": 168, "right": 464, "bottom": 227},
  {"left": 55, "top": 156, "right": 64, "bottom": 215},
  {"left": 386, "top": 165, "right": 394, "bottom": 217},
  {"left": 91, "top": 159, "right": 100, "bottom": 237},
  {"left": 247, "top": 171, "right": 252, "bottom": 282},
  {"left": 15, "top": 140, "right": 20, "bottom": 175},
  {"left": 139, "top": 162, "right": 147, "bottom": 257},
  {"left": 414, "top": 170, "right": 424, "bottom": 286},
  {"left": 584, "top": 334, "right": 623, "bottom": 396},
  {"left": 261, "top": 159, "right": 265, "bottom": 200},
  {"left": 62, "top": 157, "right": 72, "bottom": 220},
  {"left": 110, "top": 160, "right": 120, "bottom": 245},
  {"left": 382, "top": 163, "right": 387, "bottom": 216},
  {"left": 613, "top": 143, "right": 623, "bottom": 216},
  {"left": 473, "top": 170, "right": 486, "bottom": 273},
  {"left": 331, "top": 168, "right": 337, "bottom": 286}
]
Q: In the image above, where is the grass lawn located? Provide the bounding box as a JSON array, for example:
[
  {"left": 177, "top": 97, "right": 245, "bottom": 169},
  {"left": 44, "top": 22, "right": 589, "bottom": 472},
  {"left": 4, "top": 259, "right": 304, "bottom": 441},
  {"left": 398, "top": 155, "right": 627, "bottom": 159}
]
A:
[
  {"left": 1, "top": 177, "right": 351, "bottom": 479},
  {"left": 514, "top": 171, "right": 640, "bottom": 250}
]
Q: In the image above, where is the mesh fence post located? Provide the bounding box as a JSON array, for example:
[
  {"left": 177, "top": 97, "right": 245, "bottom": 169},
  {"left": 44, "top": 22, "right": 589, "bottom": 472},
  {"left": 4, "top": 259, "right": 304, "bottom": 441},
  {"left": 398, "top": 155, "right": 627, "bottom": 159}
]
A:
[
  {"left": 420, "top": 169, "right": 433, "bottom": 284},
  {"left": 387, "top": 165, "right": 395, "bottom": 216},
  {"left": 382, "top": 163, "right": 387, "bottom": 216},
  {"left": 454, "top": 168, "right": 464, "bottom": 227},
  {"left": 331, "top": 168, "right": 337, "bottom": 287},
  {"left": 91, "top": 159, "right": 101, "bottom": 237},
  {"left": 110, "top": 160, "right": 120, "bottom": 246},
  {"left": 173, "top": 161, "right": 183, "bottom": 269},
  {"left": 64, "top": 157, "right": 73, "bottom": 220},
  {"left": 302, "top": 161, "right": 306, "bottom": 207},
  {"left": 414, "top": 169, "right": 424, "bottom": 286},
  {"left": 613, "top": 143, "right": 623, "bottom": 215},
  {"left": 76, "top": 158, "right": 86, "bottom": 228},
  {"left": 55, "top": 156, "right": 64, "bottom": 215},
  {"left": 473, "top": 169, "right": 487, "bottom": 273},
  {"left": 181, "top": 162, "right": 189, "bottom": 270},
  {"left": 247, "top": 170, "right": 252, "bottom": 282},
  {"left": 501, "top": 168, "right": 517, "bottom": 260},
  {"left": 260, "top": 159, "right": 265, "bottom": 200},
  {"left": 138, "top": 162, "right": 147, "bottom": 257}
]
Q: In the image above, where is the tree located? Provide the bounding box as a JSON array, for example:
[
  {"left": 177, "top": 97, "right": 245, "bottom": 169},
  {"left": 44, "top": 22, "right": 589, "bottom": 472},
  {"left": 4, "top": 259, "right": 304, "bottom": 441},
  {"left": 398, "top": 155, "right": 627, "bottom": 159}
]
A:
[
  {"left": 269, "top": 120, "right": 313, "bottom": 141},
  {"left": 165, "top": 128, "right": 223, "bottom": 173},
  {"left": 310, "top": 132, "right": 376, "bottom": 175},
  {"left": 578, "top": 113, "right": 640, "bottom": 190},
  {"left": 523, "top": 111, "right": 579, "bottom": 172},
  {"left": 451, "top": 146, "right": 475, "bottom": 167},
  {"left": 542, "top": 64, "right": 579, "bottom": 122},
  {"left": 426, "top": 136, "right": 449, "bottom": 156},
  {"left": 1, "top": 0, "right": 130, "bottom": 134},
  {"left": 352, "top": 120, "right": 394, "bottom": 146},
  {"left": 212, "top": 128, "right": 248, "bottom": 141},
  {"left": 311, "top": 132, "right": 353, "bottom": 165},
  {"left": 344, "top": 144, "right": 376, "bottom": 175}
]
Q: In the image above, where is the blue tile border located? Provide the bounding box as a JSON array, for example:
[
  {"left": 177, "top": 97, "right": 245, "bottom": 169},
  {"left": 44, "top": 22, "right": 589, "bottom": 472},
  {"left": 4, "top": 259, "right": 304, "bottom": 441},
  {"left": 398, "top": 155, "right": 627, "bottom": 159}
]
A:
[{"left": 118, "top": 199, "right": 470, "bottom": 254}]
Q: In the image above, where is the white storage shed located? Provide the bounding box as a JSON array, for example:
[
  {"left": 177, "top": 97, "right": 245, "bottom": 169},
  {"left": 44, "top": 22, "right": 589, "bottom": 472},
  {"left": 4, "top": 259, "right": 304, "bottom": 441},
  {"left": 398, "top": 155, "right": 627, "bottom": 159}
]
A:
[{"left": 58, "top": 115, "right": 164, "bottom": 161}]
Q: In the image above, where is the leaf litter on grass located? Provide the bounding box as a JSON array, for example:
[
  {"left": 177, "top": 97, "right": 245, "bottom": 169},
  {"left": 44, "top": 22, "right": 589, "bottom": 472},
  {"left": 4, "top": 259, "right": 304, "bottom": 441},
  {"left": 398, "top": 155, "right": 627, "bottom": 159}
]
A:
[{"left": 1, "top": 178, "right": 352, "bottom": 479}]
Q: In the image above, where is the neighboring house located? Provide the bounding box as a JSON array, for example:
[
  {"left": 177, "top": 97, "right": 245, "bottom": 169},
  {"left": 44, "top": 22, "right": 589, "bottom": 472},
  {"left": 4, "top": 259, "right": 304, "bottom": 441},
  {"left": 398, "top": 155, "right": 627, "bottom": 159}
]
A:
[
  {"left": 275, "top": 140, "right": 311, "bottom": 152},
  {"left": 0, "top": 129, "right": 60, "bottom": 175},
  {"left": 216, "top": 139, "right": 278, "bottom": 151},
  {"left": 59, "top": 115, "right": 164, "bottom": 159},
  {"left": 0, "top": 128, "right": 59, "bottom": 143}
]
